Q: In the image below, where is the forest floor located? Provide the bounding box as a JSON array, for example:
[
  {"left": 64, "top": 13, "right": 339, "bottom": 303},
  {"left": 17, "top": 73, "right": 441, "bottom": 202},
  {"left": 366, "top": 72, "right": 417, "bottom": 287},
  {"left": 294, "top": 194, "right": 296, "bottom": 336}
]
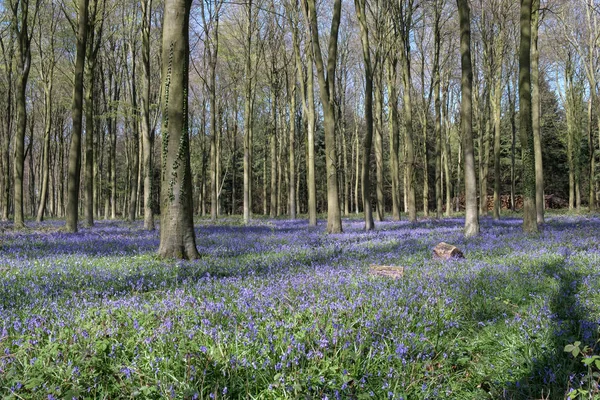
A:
[{"left": 1, "top": 214, "right": 599, "bottom": 399}]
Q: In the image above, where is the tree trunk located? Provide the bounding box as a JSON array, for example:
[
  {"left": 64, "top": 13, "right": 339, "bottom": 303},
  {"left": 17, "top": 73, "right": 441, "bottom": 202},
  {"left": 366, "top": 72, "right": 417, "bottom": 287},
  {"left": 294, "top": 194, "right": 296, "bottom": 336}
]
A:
[
  {"left": 289, "top": 77, "right": 296, "bottom": 219},
  {"left": 388, "top": 57, "right": 401, "bottom": 220},
  {"left": 0, "top": 35, "right": 13, "bottom": 221},
  {"left": 518, "top": 0, "right": 538, "bottom": 233},
  {"left": 509, "top": 77, "right": 517, "bottom": 211},
  {"left": 36, "top": 84, "right": 52, "bottom": 222},
  {"left": 12, "top": 1, "right": 34, "bottom": 229},
  {"left": 492, "top": 33, "right": 504, "bottom": 220},
  {"left": 400, "top": 37, "right": 416, "bottom": 223},
  {"left": 84, "top": 48, "right": 96, "bottom": 227},
  {"left": 66, "top": 0, "right": 89, "bottom": 233},
  {"left": 141, "top": 0, "right": 154, "bottom": 229},
  {"left": 374, "top": 74, "right": 385, "bottom": 221},
  {"left": 355, "top": 0, "right": 374, "bottom": 230},
  {"left": 433, "top": 3, "right": 442, "bottom": 219},
  {"left": 127, "top": 44, "right": 139, "bottom": 222},
  {"left": 270, "top": 88, "right": 277, "bottom": 218},
  {"left": 243, "top": 0, "right": 253, "bottom": 224},
  {"left": 457, "top": 0, "right": 479, "bottom": 237},
  {"left": 158, "top": 0, "right": 199, "bottom": 259},
  {"left": 306, "top": 0, "right": 342, "bottom": 233},
  {"left": 531, "top": 0, "right": 543, "bottom": 224}
]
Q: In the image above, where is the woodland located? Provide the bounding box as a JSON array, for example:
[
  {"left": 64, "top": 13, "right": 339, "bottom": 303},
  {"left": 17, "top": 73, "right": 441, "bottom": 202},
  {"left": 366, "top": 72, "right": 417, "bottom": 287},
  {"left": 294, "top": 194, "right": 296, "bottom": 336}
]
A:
[
  {"left": 0, "top": 0, "right": 597, "bottom": 244},
  {"left": 4, "top": 0, "right": 600, "bottom": 398}
]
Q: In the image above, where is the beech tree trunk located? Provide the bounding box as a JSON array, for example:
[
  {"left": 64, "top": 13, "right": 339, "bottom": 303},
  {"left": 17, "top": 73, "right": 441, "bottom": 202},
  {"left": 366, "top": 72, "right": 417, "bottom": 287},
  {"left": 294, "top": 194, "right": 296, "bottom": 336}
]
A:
[
  {"left": 66, "top": 0, "right": 89, "bottom": 233},
  {"left": 388, "top": 57, "right": 401, "bottom": 221},
  {"left": 141, "top": 0, "right": 154, "bottom": 230},
  {"left": 457, "top": 0, "right": 479, "bottom": 237},
  {"left": 355, "top": 0, "right": 374, "bottom": 231},
  {"left": 158, "top": 0, "right": 199, "bottom": 259},
  {"left": 12, "top": 0, "right": 36, "bottom": 228},
  {"left": 243, "top": 0, "right": 254, "bottom": 224},
  {"left": 531, "top": 0, "right": 544, "bottom": 224},
  {"left": 518, "top": 0, "right": 538, "bottom": 233}
]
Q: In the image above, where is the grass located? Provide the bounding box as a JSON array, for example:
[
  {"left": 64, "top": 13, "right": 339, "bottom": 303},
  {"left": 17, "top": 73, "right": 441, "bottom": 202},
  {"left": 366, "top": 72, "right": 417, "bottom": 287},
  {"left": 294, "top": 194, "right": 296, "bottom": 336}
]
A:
[{"left": 0, "top": 215, "right": 599, "bottom": 399}]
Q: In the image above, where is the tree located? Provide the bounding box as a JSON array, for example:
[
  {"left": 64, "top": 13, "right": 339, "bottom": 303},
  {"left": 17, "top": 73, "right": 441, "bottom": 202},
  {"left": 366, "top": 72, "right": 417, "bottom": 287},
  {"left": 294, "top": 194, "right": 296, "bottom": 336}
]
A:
[
  {"left": 84, "top": 0, "right": 105, "bottom": 227},
  {"left": 394, "top": 0, "right": 417, "bottom": 223},
  {"left": 519, "top": 0, "right": 538, "bottom": 233},
  {"left": 531, "top": 0, "right": 543, "bottom": 224},
  {"left": 158, "top": 0, "right": 199, "bottom": 259},
  {"left": 457, "top": 0, "right": 479, "bottom": 237},
  {"left": 10, "top": 0, "right": 40, "bottom": 228},
  {"left": 141, "top": 0, "right": 154, "bottom": 230},
  {"left": 355, "top": 0, "right": 375, "bottom": 231},
  {"left": 65, "top": 0, "right": 89, "bottom": 233},
  {"left": 305, "top": 0, "right": 343, "bottom": 233},
  {"left": 35, "top": 1, "right": 58, "bottom": 222}
]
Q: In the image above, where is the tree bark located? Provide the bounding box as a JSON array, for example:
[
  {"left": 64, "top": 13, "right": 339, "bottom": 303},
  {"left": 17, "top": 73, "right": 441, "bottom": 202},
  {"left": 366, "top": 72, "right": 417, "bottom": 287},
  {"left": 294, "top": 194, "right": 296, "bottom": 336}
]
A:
[
  {"left": 127, "top": 42, "right": 139, "bottom": 222},
  {"left": 141, "top": 0, "right": 154, "bottom": 230},
  {"left": 12, "top": 0, "right": 36, "bottom": 228},
  {"left": 355, "top": 0, "right": 374, "bottom": 230},
  {"left": 531, "top": 0, "right": 544, "bottom": 224},
  {"left": 518, "top": 0, "right": 538, "bottom": 233},
  {"left": 306, "top": 0, "right": 342, "bottom": 233},
  {"left": 388, "top": 57, "right": 401, "bottom": 221},
  {"left": 457, "top": 0, "right": 479, "bottom": 237},
  {"left": 243, "top": 0, "right": 254, "bottom": 224},
  {"left": 158, "top": 0, "right": 199, "bottom": 259},
  {"left": 433, "top": 1, "right": 442, "bottom": 219},
  {"left": 66, "top": 0, "right": 89, "bottom": 233}
]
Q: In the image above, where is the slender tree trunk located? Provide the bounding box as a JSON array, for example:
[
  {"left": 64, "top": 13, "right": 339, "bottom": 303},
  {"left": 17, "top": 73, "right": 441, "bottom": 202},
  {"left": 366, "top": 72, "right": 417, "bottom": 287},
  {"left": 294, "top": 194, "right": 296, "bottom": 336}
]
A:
[
  {"left": 518, "top": 0, "right": 538, "bottom": 233},
  {"left": 36, "top": 83, "right": 52, "bottom": 222},
  {"left": 66, "top": 0, "right": 89, "bottom": 232},
  {"left": 1, "top": 36, "right": 13, "bottom": 221},
  {"left": 509, "top": 78, "right": 517, "bottom": 211},
  {"left": 457, "top": 0, "right": 479, "bottom": 237},
  {"left": 209, "top": 47, "right": 219, "bottom": 222},
  {"left": 387, "top": 58, "right": 401, "bottom": 220},
  {"left": 531, "top": 0, "right": 543, "bottom": 224},
  {"left": 355, "top": 0, "right": 374, "bottom": 230},
  {"left": 270, "top": 88, "right": 277, "bottom": 218},
  {"left": 127, "top": 44, "right": 139, "bottom": 222},
  {"left": 243, "top": 0, "right": 253, "bottom": 224},
  {"left": 492, "top": 33, "right": 504, "bottom": 220},
  {"left": 306, "top": 0, "right": 342, "bottom": 233},
  {"left": 443, "top": 78, "right": 453, "bottom": 216},
  {"left": 306, "top": 55, "right": 317, "bottom": 226},
  {"left": 400, "top": 38, "right": 416, "bottom": 222},
  {"left": 374, "top": 75, "right": 384, "bottom": 221},
  {"left": 141, "top": 0, "right": 154, "bottom": 229},
  {"left": 433, "top": 4, "right": 442, "bottom": 219},
  {"left": 289, "top": 78, "right": 296, "bottom": 219},
  {"left": 84, "top": 53, "right": 96, "bottom": 227}
]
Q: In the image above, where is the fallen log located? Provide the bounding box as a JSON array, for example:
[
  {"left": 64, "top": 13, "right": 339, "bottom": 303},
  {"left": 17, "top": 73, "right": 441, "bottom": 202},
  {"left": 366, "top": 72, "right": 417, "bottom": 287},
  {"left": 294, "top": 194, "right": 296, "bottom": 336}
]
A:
[
  {"left": 433, "top": 242, "right": 464, "bottom": 260},
  {"left": 369, "top": 265, "right": 405, "bottom": 279}
]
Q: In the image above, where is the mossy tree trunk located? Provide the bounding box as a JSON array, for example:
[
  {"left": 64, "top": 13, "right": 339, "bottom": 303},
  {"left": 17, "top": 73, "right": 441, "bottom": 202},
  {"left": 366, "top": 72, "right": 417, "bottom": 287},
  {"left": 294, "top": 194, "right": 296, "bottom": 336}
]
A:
[
  {"left": 158, "top": 0, "right": 199, "bottom": 259},
  {"left": 518, "top": 0, "right": 538, "bottom": 233}
]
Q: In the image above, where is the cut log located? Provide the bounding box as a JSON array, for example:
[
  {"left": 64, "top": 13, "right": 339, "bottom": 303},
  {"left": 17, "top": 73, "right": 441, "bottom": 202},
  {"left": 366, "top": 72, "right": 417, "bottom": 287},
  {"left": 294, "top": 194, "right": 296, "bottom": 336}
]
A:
[
  {"left": 369, "top": 265, "right": 405, "bottom": 279},
  {"left": 433, "top": 242, "right": 464, "bottom": 260}
]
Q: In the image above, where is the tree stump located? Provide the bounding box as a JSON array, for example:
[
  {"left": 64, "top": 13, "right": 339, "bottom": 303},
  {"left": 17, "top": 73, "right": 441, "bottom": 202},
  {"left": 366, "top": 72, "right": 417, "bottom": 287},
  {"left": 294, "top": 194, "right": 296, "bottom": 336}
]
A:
[
  {"left": 433, "top": 242, "right": 464, "bottom": 260},
  {"left": 369, "top": 265, "right": 405, "bottom": 279}
]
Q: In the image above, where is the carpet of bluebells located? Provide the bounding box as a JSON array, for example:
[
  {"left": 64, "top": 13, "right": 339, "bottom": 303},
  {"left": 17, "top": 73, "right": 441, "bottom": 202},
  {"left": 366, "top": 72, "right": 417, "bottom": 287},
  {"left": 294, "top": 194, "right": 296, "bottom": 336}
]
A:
[{"left": 1, "top": 215, "right": 600, "bottom": 399}]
